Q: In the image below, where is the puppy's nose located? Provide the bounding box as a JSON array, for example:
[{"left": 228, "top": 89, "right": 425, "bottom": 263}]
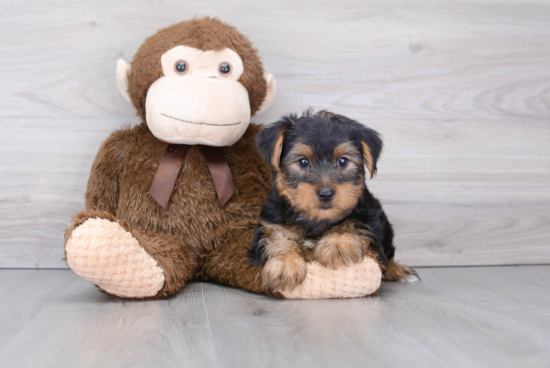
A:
[{"left": 317, "top": 187, "right": 335, "bottom": 202}]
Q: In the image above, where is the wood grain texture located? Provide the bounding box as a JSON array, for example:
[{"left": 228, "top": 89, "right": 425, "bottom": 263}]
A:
[
  {"left": 1, "top": 117, "right": 548, "bottom": 267},
  {"left": 1, "top": 267, "right": 549, "bottom": 367},
  {"left": 1, "top": 0, "right": 549, "bottom": 120},
  {"left": 0, "top": 271, "right": 218, "bottom": 368},
  {"left": 0, "top": 0, "right": 549, "bottom": 267}
]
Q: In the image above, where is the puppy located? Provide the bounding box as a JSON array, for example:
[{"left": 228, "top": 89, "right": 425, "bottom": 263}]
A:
[{"left": 249, "top": 110, "right": 418, "bottom": 293}]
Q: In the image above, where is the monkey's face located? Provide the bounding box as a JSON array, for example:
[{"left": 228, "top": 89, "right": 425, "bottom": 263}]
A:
[
  {"left": 115, "top": 18, "right": 277, "bottom": 147},
  {"left": 144, "top": 46, "right": 251, "bottom": 146}
]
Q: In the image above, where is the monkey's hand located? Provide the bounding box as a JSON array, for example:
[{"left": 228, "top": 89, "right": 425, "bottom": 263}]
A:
[{"left": 280, "top": 255, "right": 382, "bottom": 299}]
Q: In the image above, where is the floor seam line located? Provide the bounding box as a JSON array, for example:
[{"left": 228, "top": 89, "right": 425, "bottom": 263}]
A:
[{"left": 201, "top": 283, "right": 220, "bottom": 367}]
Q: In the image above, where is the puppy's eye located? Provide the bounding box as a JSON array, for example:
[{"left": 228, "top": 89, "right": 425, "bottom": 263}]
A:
[
  {"left": 174, "top": 60, "right": 188, "bottom": 74},
  {"left": 338, "top": 157, "right": 349, "bottom": 168},
  {"left": 298, "top": 158, "right": 310, "bottom": 168}
]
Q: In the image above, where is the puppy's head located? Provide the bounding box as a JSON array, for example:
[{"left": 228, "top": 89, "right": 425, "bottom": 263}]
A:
[{"left": 257, "top": 110, "right": 383, "bottom": 223}]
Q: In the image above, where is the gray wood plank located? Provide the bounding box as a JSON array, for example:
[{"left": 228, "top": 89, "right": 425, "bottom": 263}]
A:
[
  {"left": 0, "top": 0, "right": 549, "bottom": 120},
  {"left": 202, "top": 266, "right": 550, "bottom": 368},
  {"left": 1, "top": 117, "right": 548, "bottom": 267},
  {"left": 0, "top": 271, "right": 218, "bottom": 368},
  {"left": 1, "top": 267, "right": 549, "bottom": 367},
  {"left": 0, "top": 116, "right": 136, "bottom": 268}
]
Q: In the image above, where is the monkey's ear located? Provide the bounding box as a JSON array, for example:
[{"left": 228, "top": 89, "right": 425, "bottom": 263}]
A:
[
  {"left": 256, "top": 116, "right": 293, "bottom": 171},
  {"left": 352, "top": 123, "right": 383, "bottom": 179},
  {"left": 255, "top": 74, "right": 277, "bottom": 115},
  {"left": 116, "top": 59, "right": 131, "bottom": 102}
]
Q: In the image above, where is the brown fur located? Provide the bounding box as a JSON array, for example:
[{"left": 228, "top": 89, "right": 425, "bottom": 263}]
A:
[
  {"left": 272, "top": 136, "right": 364, "bottom": 224},
  {"left": 314, "top": 232, "right": 365, "bottom": 268},
  {"left": 271, "top": 130, "right": 286, "bottom": 171},
  {"left": 259, "top": 223, "right": 305, "bottom": 252},
  {"left": 307, "top": 110, "right": 335, "bottom": 119},
  {"left": 252, "top": 110, "right": 416, "bottom": 290},
  {"left": 384, "top": 259, "right": 418, "bottom": 282},
  {"left": 64, "top": 18, "right": 281, "bottom": 300},
  {"left": 276, "top": 180, "right": 364, "bottom": 222},
  {"left": 251, "top": 217, "right": 382, "bottom": 291},
  {"left": 255, "top": 223, "right": 307, "bottom": 292},
  {"left": 65, "top": 122, "right": 273, "bottom": 299},
  {"left": 332, "top": 142, "right": 360, "bottom": 162},
  {"left": 313, "top": 220, "right": 378, "bottom": 269},
  {"left": 284, "top": 143, "right": 315, "bottom": 165},
  {"left": 274, "top": 172, "right": 291, "bottom": 201},
  {"left": 128, "top": 17, "right": 267, "bottom": 121},
  {"left": 301, "top": 248, "right": 316, "bottom": 263},
  {"left": 361, "top": 142, "right": 375, "bottom": 179},
  {"left": 262, "top": 252, "right": 307, "bottom": 293},
  {"left": 199, "top": 224, "right": 264, "bottom": 293}
]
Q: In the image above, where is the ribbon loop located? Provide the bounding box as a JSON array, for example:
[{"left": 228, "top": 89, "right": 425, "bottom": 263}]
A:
[
  {"left": 198, "top": 145, "right": 235, "bottom": 207},
  {"left": 149, "top": 144, "right": 235, "bottom": 208},
  {"left": 149, "top": 145, "right": 189, "bottom": 209}
]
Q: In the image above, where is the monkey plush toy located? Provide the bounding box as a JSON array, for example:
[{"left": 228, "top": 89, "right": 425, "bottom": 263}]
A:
[{"left": 63, "top": 17, "right": 383, "bottom": 300}]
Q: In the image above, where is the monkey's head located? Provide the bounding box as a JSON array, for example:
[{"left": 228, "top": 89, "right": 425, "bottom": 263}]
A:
[{"left": 116, "top": 18, "right": 276, "bottom": 146}]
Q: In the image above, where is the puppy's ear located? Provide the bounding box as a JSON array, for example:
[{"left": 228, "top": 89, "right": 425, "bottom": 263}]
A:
[
  {"left": 256, "top": 115, "right": 295, "bottom": 171},
  {"left": 351, "top": 123, "right": 383, "bottom": 179}
]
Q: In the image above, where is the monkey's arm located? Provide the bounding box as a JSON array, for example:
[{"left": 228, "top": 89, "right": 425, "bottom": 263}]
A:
[
  {"left": 200, "top": 223, "right": 266, "bottom": 294},
  {"left": 201, "top": 222, "right": 305, "bottom": 296},
  {"left": 85, "top": 129, "right": 134, "bottom": 213},
  {"left": 201, "top": 222, "right": 383, "bottom": 299}
]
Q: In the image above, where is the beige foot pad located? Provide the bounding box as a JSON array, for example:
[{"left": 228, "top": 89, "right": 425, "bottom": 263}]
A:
[
  {"left": 66, "top": 218, "right": 165, "bottom": 298},
  {"left": 281, "top": 257, "right": 382, "bottom": 299}
]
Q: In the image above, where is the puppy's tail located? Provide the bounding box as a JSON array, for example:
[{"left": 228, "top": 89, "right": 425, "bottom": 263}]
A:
[{"left": 384, "top": 259, "right": 420, "bottom": 282}]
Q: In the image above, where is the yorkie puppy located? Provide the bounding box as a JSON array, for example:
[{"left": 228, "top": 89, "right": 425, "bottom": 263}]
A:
[{"left": 249, "top": 110, "right": 418, "bottom": 293}]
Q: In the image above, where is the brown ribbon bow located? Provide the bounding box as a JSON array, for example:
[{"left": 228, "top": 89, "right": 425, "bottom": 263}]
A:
[{"left": 149, "top": 144, "right": 235, "bottom": 209}]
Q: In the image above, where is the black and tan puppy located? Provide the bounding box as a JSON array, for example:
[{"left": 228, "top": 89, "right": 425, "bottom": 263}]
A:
[{"left": 249, "top": 110, "right": 418, "bottom": 293}]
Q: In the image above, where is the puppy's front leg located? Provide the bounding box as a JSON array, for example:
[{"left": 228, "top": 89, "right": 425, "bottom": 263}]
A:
[
  {"left": 250, "top": 223, "right": 307, "bottom": 293},
  {"left": 314, "top": 221, "right": 374, "bottom": 269}
]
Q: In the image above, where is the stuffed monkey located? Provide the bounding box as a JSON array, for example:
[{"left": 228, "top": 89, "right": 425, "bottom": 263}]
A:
[{"left": 63, "top": 17, "right": 383, "bottom": 300}]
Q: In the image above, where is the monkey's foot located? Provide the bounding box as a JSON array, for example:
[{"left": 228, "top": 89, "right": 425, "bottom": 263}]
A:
[
  {"left": 280, "top": 256, "right": 382, "bottom": 299},
  {"left": 65, "top": 218, "right": 165, "bottom": 298}
]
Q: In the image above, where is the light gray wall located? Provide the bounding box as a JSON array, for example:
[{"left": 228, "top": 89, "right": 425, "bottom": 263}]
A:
[{"left": 1, "top": 0, "right": 549, "bottom": 268}]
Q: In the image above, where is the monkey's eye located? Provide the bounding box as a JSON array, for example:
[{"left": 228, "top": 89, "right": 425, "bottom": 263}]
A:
[
  {"left": 338, "top": 157, "right": 349, "bottom": 168},
  {"left": 219, "top": 62, "right": 232, "bottom": 75},
  {"left": 298, "top": 158, "right": 310, "bottom": 168},
  {"left": 174, "top": 60, "right": 188, "bottom": 74}
]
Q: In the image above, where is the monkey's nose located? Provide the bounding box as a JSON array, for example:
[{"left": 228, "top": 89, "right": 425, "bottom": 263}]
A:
[
  {"left": 316, "top": 188, "right": 335, "bottom": 202},
  {"left": 192, "top": 69, "right": 218, "bottom": 78}
]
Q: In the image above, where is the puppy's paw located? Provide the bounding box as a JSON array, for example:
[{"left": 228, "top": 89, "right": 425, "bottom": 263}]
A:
[
  {"left": 262, "top": 253, "right": 307, "bottom": 293},
  {"left": 314, "top": 232, "right": 365, "bottom": 269},
  {"left": 384, "top": 259, "right": 420, "bottom": 282}
]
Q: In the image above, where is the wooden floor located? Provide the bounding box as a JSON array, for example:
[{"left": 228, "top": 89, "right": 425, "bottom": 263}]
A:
[{"left": 1, "top": 266, "right": 549, "bottom": 368}]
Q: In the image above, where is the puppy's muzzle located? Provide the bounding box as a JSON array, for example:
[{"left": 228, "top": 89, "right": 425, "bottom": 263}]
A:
[{"left": 316, "top": 187, "right": 335, "bottom": 202}]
